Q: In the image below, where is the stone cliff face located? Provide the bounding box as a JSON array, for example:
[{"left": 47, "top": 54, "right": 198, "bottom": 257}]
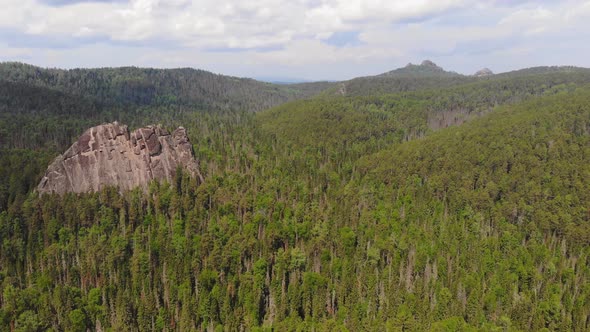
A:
[{"left": 37, "top": 122, "right": 202, "bottom": 194}]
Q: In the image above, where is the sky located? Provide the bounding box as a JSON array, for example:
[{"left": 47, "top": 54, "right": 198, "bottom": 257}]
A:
[{"left": 1, "top": 0, "right": 589, "bottom": 81}]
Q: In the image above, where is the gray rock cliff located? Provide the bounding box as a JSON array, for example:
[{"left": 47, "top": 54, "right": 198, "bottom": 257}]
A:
[{"left": 37, "top": 122, "right": 202, "bottom": 194}]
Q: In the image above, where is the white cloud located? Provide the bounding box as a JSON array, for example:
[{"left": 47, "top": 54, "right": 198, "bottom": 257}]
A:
[
  {"left": 0, "top": 44, "right": 34, "bottom": 59},
  {"left": 310, "top": 0, "right": 466, "bottom": 22},
  {"left": 0, "top": 0, "right": 589, "bottom": 80},
  {"left": 0, "top": 0, "right": 468, "bottom": 47}
]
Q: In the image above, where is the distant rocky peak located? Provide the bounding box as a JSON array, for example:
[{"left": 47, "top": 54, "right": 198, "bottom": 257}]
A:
[
  {"left": 405, "top": 60, "right": 441, "bottom": 68},
  {"left": 379, "top": 60, "right": 458, "bottom": 77},
  {"left": 474, "top": 68, "right": 494, "bottom": 77},
  {"left": 403, "top": 60, "right": 444, "bottom": 72},
  {"left": 420, "top": 60, "right": 439, "bottom": 68}
]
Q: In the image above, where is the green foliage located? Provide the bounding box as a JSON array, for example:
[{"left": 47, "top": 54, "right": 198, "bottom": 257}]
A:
[
  {"left": 362, "top": 90, "right": 590, "bottom": 244},
  {"left": 68, "top": 309, "right": 87, "bottom": 332},
  {"left": 0, "top": 62, "right": 333, "bottom": 112},
  {"left": 0, "top": 65, "right": 589, "bottom": 331}
]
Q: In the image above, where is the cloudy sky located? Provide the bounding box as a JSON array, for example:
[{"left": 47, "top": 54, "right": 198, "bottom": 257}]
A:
[{"left": 1, "top": 0, "right": 589, "bottom": 80}]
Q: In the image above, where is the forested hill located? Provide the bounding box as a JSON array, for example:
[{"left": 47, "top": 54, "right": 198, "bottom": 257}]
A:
[
  {"left": 0, "top": 62, "right": 333, "bottom": 112},
  {"left": 377, "top": 60, "right": 462, "bottom": 78},
  {"left": 1, "top": 61, "right": 590, "bottom": 331},
  {"left": 260, "top": 69, "right": 590, "bottom": 153},
  {"left": 494, "top": 66, "right": 590, "bottom": 78},
  {"left": 0, "top": 62, "right": 333, "bottom": 151},
  {"left": 1, "top": 82, "right": 589, "bottom": 331},
  {"left": 325, "top": 61, "right": 590, "bottom": 97},
  {"left": 360, "top": 90, "right": 590, "bottom": 243}
]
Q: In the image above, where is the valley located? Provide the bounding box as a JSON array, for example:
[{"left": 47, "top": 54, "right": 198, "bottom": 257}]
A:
[{"left": 0, "top": 61, "right": 589, "bottom": 331}]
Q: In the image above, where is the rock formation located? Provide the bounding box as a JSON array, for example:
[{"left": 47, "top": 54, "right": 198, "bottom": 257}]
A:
[
  {"left": 474, "top": 68, "right": 494, "bottom": 77},
  {"left": 402, "top": 60, "right": 444, "bottom": 71},
  {"left": 420, "top": 60, "right": 439, "bottom": 68},
  {"left": 379, "top": 60, "right": 458, "bottom": 77},
  {"left": 37, "top": 122, "right": 202, "bottom": 194}
]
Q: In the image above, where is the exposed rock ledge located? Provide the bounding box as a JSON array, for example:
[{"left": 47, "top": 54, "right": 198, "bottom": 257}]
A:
[{"left": 37, "top": 122, "right": 203, "bottom": 194}]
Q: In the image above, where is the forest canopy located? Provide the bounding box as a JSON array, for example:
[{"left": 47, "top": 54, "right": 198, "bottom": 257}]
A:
[{"left": 0, "top": 63, "right": 589, "bottom": 331}]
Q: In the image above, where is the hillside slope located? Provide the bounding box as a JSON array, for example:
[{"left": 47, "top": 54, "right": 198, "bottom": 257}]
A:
[
  {"left": 1, "top": 63, "right": 589, "bottom": 331},
  {"left": 0, "top": 63, "right": 333, "bottom": 191},
  {"left": 0, "top": 62, "right": 333, "bottom": 112},
  {"left": 1, "top": 87, "right": 588, "bottom": 331},
  {"left": 361, "top": 90, "right": 590, "bottom": 244},
  {"left": 260, "top": 69, "right": 590, "bottom": 156},
  {"left": 324, "top": 62, "right": 590, "bottom": 97}
]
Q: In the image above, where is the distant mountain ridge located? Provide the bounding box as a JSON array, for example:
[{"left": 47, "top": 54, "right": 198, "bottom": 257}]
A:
[
  {"left": 322, "top": 61, "right": 590, "bottom": 97},
  {"left": 0, "top": 62, "right": 336, "bottom": 151},
  {"left": 0, "top": 62, "right": 334, "bottom": 112},
  {"left": 473, "top": 68, "right": 494, "bottom": 77},
  {"left": 494, "top": 65, "right": 590, "bottom": 78},
  {"left": 378, "top": 60, "right": 462, "bottom": 78},
  {"left": 324, "top": 60, "right": 469, "bottom": 97}
]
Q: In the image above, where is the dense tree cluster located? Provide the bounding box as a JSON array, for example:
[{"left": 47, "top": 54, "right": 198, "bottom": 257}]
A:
[{"left": 0, "top": 63, "right": 589, "bottom": 331}]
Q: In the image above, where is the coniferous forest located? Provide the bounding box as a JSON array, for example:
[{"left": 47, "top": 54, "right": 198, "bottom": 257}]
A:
[{"left": 0, "top": 62, "right": 589, "bottom": 331}]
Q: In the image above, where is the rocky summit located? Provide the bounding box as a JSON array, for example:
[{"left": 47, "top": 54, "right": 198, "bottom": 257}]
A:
[
  {"left": 37, "top": 122, "right": 202, "bottom": 194},
  {"left": 474, "top": 68, "right": 494, "bottom": 77}
]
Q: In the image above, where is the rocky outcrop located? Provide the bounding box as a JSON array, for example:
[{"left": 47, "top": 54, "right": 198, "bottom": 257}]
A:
[
  {"left": 401, "top": 60, "right": 445, "bottom": 71},
  {"left": 420, "top": 60, "right": 439, "bottom": 68},
  {"left": 37, "top": 122, "right": 202, "bottom": 194},
  {"left": 474, "top": 68, "right": 494, "bottom": 77},
  {"left": 379, "top": 60, "right": 459, "bottom": 77}
]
